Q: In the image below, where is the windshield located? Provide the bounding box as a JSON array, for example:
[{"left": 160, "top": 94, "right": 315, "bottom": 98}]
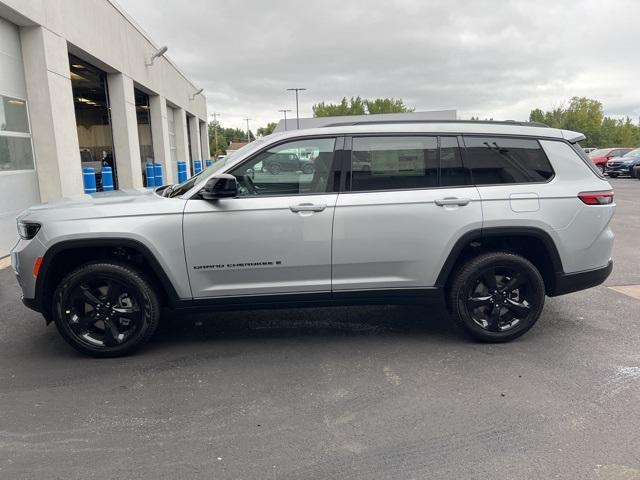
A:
[
  {"left": 167, "top": 140, "right": 266, "bottom": 197},
  {"left": 588, "top": 148, "right": 612, "bottom": 158},
  {"left": 623, "top": 148, "right": 640, "bottom": 157}
]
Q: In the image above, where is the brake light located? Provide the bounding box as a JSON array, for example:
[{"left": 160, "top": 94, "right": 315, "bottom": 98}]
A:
[
  {"left": 32, "top": 257, "right": 42, "bottom": 278},
  {"left": 578, "top": 190, "right": 614, "bottom": 205}
]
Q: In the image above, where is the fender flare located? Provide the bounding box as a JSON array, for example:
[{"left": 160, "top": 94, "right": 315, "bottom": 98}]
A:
[
  {"left": 35, "top": 238, "right": 181, "bottom": 317},
  {"left": 435, "top": 226, "right": 564, "bottom": 289}
]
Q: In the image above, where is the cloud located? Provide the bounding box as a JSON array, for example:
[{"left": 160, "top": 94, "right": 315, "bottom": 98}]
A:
[{"left": 116, "top": 0, "right": 640, "bottom": 130}]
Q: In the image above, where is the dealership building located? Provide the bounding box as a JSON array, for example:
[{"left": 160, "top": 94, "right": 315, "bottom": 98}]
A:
[{"left": 0, "top": 0, "right": 210, "bottom": 255}]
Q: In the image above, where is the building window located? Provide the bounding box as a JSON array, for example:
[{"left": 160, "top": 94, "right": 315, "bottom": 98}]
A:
[
  {"left": 69, "top": 55, "right": 116, "bottom": 191},
  {"left": 0, "top": 95, "right": 34, "bottom": 172},
  {"left": 134, "top": 89, "right": 154, "bottom": 186}
]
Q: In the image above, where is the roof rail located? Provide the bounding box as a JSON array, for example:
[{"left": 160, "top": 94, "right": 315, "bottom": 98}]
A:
[{"left": 322, "top": 119, "right": 550, "bottom": 128}]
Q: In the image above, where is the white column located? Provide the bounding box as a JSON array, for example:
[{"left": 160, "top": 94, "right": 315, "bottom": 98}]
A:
[
  {"left": 199, "top": 120, "right": 210, "bottom": 161},
  {"left": 149, "top": 95, "right": 174, "bottom": 184},
  {"left": 188, "top": 114, "right": 202, "bottom": 165},
  {"left": 20, "top": 26, "right": 83, "bottom": 201},
  {"left": 174, "top": 107, "right": 191, "bottom": 176},
  {"left": 106, "top": 73, "right": 143, "bottom": 189}
]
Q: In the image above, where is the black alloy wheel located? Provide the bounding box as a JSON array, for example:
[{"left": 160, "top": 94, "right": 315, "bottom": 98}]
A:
[
  {"left": 53, "top": 262, "right": 160, "bottom": 357},
  {"left": 449, "top": 252, "right": 545, "bottom": 342}
]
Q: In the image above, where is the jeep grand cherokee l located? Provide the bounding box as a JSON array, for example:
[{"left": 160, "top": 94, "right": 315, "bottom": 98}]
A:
[{"left": 11, "top": 121, "right": 615, "bottom": 357}]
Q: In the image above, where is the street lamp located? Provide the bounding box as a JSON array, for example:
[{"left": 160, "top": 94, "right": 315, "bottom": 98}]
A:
[
  {"left": 278, "top": 109, "right": 292, "bottom": 131},
  {"left": 244, "top": 118, "right": 252, "bottom": 142},
  {"left": 286, "top": 87, "right": 306, "bottom": 129}
]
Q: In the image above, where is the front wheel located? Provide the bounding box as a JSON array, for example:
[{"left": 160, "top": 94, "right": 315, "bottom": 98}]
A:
[
  {"left": 448, "top": 252, "right": 545, "bottom": 342},
  {"left": 608, "top": 172, "right": 619, "bottom": 178},
  {"left": 53, "top": 262, "right": 160, "bottom": 357}
]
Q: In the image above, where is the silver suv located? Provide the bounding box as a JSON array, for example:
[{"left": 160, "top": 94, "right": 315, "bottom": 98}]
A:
[{"left": 10, "top": 121, "right": 615, "bottom": 356}]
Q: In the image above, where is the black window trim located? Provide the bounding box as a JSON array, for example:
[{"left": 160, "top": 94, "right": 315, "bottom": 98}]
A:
[
  {"left": 343, "top": 133, "right": 473, "bottom": 194},
  {"left": 460, "top": 134, "right": 556, "bottom": 187},
  {"left": 208, "top": 134, "right": 345, "bottom": 199}
]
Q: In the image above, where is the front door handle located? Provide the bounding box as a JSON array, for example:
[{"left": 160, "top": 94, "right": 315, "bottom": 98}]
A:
[
  {"left": 435, "top": 197, "right": 471, "bottom": 207},
  {"left": 290, "top": 203, "right": 327, "bottom": 213}
]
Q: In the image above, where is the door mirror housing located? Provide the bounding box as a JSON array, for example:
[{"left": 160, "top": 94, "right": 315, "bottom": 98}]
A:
[{"left": 200, "top": 174, "right": 238, "bottom": 200}]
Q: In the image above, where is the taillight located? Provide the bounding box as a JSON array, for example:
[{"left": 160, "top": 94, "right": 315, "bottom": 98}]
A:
[{"left": 578, "top": 190, "right": 614, "bottom": 205}]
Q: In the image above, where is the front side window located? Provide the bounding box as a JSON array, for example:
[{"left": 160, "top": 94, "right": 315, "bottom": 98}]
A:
[
  {"left": 463, "top": 136, "right": 554, "bottom": 185},
  {"left": 0, "top": 95, "right": 34, "bottom": 172},
  {"left": 351, "top": 136, "right": 438, "bottom": 191},
  {"left": 230, "top": 137, "right": 336, "bottom": 196}
]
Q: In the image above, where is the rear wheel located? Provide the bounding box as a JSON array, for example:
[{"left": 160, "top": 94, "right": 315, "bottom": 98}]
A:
[
  {"left": 448, "top": 252, "right": 545, "bottom": 342},
  {"left": 302, "top": 163, "right": 314, "bottom": 174},
  {"left": 53, "top": 262, "right": 160, "bottom": 357},
  {"left": 598, "top": 164, "right": 606, "bottom": 174},
  {"left": 609, "top": 172, "right": 619, "bottom": 178},
  {"left": 268, "top": 163, "right": 281, "bottom": 175}
]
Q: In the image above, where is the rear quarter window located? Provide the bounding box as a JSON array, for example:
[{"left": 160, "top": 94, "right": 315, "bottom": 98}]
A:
[{"left": 463, "top": 136, "right": 554, "bottom": 185}]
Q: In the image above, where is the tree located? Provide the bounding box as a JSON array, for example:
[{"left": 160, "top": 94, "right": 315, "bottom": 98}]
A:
[
  {"left": 528, "top": 97, "right": 640, "bottom": 147},
  {"left": 257, "top": 122, "right": 277, "bottom": 137},
  {"left": 209, "top": 124, "right": 256, "bottom": 156},
  {"left": 312, "top": 97, "right": 413, "bottom": 117}
]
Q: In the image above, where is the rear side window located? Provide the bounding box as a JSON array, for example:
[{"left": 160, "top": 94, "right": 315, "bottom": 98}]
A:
[
  {"left": 351, "top": 136, "right": 439, "bottom": 191},
  {"left": 463, "top": 136, "right": 554, "bottom": 185}
]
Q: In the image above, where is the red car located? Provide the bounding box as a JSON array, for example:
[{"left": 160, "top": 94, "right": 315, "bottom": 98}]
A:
[{"left": 589, "top": 147, "right": 633, "bottom": 173}]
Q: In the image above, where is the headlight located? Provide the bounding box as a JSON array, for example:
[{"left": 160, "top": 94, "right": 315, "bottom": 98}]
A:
[{"left": 17, "top": 220, "right": 41, "bottom": 240}]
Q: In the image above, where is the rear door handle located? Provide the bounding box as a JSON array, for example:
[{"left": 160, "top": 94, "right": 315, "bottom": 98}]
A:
[
  {"left": 435, "top": 197, "right": 471, "bottom": 207},
  {"left": 290, "top": 203, "right": 326, "bottom": 213}
]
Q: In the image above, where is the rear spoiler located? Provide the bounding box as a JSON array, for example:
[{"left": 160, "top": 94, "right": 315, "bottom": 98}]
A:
[{"left": 560, "top": 129, "right": 586, "bottom": 143}]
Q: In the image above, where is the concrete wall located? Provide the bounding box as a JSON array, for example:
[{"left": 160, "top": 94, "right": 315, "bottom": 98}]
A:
[
  {"left": 0, "top": 16, "right": 40, "bottom": 255},
  {"left": 0, "top": 0, "right": 208, "bottom": 255}
]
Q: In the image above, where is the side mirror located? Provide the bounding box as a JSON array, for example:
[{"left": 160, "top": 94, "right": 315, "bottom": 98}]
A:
[{"left": 200, "top": 174, "right": 238, "bottom": 200}]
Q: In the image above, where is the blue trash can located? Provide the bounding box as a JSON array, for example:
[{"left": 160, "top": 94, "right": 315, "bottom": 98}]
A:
[
  {"left": 194, "top": 159, "right": 202, "bottom": 174},
  {"left": 205, "top": 159, "right": 212, "bottom": 168},
  {"left": 154, "top": 163, "right": 163, "bottom": 186},
  {"left": 177, "top": 161, "right": 188, "bottom": 183},
  {"left": 82, "top": 167, "right": 97, "bottom": 194},
  {"left": 102, "top": 166, "right": 114, "bottom": 191},
  {"left": 145, "top": 163, "right": 156, "bottom": 188}
]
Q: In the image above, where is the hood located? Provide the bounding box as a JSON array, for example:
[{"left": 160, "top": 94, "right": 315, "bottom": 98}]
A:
[{"left": 19, "top": 188, "right": 185, "bottom": 223}]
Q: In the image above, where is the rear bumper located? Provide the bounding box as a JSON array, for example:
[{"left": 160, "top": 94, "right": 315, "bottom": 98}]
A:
[
  {"left": 549, "top": 260, "right": 613, "bottom": 297},
  {"left": 21, "top": 295, "right": 40, "bottom": 312}
]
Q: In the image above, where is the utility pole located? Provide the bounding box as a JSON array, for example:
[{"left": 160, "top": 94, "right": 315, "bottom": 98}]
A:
[
  {"left": 244, "top": 118, "right": 251, "bottom": 142},
  {"left": 210, "top": 113, "right": 220, "bottom": 156},
  {"left": 278, "top": 109, "right": 292, "bottom": 131},
  {"left": 286, "top": 87, "right": 306, "bottom": 129}
]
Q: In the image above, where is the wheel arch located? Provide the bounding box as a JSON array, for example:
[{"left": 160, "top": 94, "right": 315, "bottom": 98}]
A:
[
  {"left": 35, "top": 238, "right": 180, "bottom": 322},
  {"left": 436, "top": 227, "right": 564, "bottom": 296}
]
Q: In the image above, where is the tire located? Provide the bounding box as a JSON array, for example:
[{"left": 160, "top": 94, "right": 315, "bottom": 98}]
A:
[
  {"left": 598, "top": 164, "right": 606, "bottom": 174},
  {"left": 609, "top": 172, "right": 619, "bottom": 178},
  {"left": 448, "top": 251, "right": 545, "bottom": 342},
  {"left": 268, "top": 163, "right": 281, "bottom": 175},
  {"left": 52, "top": 262, "right": 160, "bottom": 357},
  {"left": 302, "top": 164, "right": 314, "bottom": 174}
]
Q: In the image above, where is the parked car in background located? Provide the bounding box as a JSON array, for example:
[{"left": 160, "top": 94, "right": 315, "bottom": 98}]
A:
[
  {"left": 583, "top": 147, "right": 597, "bottom": 155},
  {"left": 589, "top": 147, "right": 633, "bottom": 173},
  {"left": 606, "top": 148, "right": 640, "bottom": 177},
  {"left": 263, "top": 152, "right": 314, "bottom": 174}
]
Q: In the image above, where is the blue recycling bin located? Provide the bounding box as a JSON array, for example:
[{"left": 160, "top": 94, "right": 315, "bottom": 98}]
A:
[
  {"left": 145, "top": 163, "right": 156, "bottom": 188},
  {"left": 82, "top": 167, "right": 97, "bottom": 194},
  {"left": 177, "top": 161, "right": 188, "bottom": 182},
  {"left": 154, "top": 163, "right": 163, "bottom": 186},
  {"left": 102, "top": 166, "right": 114, "bottom": 191},
  {"left": 205, "top": 159, "right": 212, "bottom": 167},
  {"left": 194, "top": 159, "right": 202, "bottom": 174}
]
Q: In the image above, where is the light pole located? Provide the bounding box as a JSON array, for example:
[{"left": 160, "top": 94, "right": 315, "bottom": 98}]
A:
[
  {"left": 244, "top": 118, "right": 251, "bottom": 143},
  {"left": 286, "top": 87, "right": 306, "bottom": 129},
  {"left": 210, "top": 112, "right": 220, "bottom": 155},
  {"left": 278, "top": 109, "right": 292, "bottom": 131}
]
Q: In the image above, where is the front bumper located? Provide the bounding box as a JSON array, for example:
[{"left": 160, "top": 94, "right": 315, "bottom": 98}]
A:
[
  {"left": 605, "top": 164, "right": 633, "bottom": 175},
  {"left": 550, "top": 260, "right": 613, "bottom": 297}
]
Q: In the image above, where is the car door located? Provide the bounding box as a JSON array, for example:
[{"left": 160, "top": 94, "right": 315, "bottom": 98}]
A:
[
  {"left": 331, "top": 135, "right": 483, "bottom": 292},
  {"left": 183, "top": 137, "right": 340, "bottom": 298}
]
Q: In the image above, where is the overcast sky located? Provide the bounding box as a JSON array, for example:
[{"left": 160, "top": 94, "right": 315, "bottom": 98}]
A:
[{"left": 116, "top": 0, "right": 640, "bottom": 131}]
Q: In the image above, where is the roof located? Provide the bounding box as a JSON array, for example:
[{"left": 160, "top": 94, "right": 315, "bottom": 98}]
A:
[
  {"left": 227, "top": 142, "right": 249, "bottom": 151},
  {"left": 268, "top": 121, "right": 585, "bottom": 143}
]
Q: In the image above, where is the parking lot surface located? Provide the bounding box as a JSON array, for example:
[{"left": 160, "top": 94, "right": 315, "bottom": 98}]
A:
[{"left": 1, "top": 178, "right": 639, "bottom": 479}]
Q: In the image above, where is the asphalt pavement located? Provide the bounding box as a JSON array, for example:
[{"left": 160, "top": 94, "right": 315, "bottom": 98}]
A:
[{"left": 0, "top": 178, "right": 638, "bottom": 479}]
